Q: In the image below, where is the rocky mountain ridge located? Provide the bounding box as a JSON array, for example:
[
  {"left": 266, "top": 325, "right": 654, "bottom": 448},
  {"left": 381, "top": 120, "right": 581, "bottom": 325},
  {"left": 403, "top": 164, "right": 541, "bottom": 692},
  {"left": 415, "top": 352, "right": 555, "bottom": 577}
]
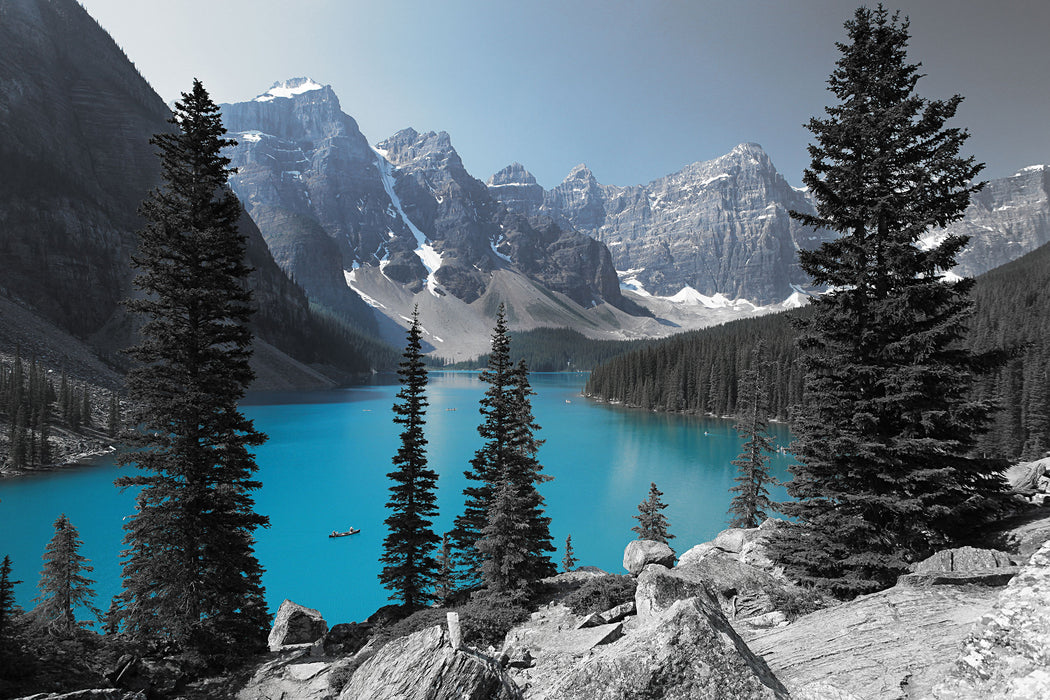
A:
[
  {"left": 489, "top": 144, "right": 827, "bottom": 306},
  {"left": 925, "top": 164, "right": 1050, "bottom": 277},
  {"left": 491, "top": 149, "right": 1050, "bottom": 307},
  {"left": 219, "top": 84, "right": 637, "bottom": 356}
]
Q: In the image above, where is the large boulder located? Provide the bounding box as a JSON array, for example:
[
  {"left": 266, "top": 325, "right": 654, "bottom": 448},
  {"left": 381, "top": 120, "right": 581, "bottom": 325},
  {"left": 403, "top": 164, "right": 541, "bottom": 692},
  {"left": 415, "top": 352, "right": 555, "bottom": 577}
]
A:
[
  {"left": 501, "top": 603, "right": 627, "bottom": 695},
  {"left": 712, "top": 527, "right": 750, "bottom": 553},
  {"left": 635, "top": 564, "right": 716, "bottom": 621},
  {"left": 745, "top": 581, "right": 1001, "bottom": 699},
  {"left": 675, "top": 548, "right": 788, "bottom": 620},
  {"left": 338, "top": 624, "right": 521, "bottom": 700},
  {"left": 912, "top": 546, "right": 1016, "bottom": 572},
  {"left": 622, "top": 539, "right": 675, "bottom": 575},
  {"left": 543, "top": 597, "right": 788, "bottom": 699},
  {"left": 268, "top": 600, "right": 329, "bottom": 652},
  {"left": 930, "top": 540, "right": 1050, "bottom": 699}
]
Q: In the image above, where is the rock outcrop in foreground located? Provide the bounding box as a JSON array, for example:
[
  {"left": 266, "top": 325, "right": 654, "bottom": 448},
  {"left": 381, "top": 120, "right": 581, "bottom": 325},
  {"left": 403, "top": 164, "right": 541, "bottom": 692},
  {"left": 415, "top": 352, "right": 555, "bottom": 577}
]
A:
[
  {"left": 931, "top": 540, "right": 1050, "bottom": 699},
  {"left": 230, "top": 513, "right": 1050, "bottom": 700},
  {"left": 339, "top": 624, "right": 520, "bottom": 700},
  {"left": 541, "top": 597, "right": 787, "bottom": 700}
]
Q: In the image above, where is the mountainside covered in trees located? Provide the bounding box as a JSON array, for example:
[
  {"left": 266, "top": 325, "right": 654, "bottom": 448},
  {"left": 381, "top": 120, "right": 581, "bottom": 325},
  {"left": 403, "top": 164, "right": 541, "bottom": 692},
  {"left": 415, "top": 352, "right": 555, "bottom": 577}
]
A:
[
  {"left": 586, "top": 239, "right": 1050, "bottom": 461},
  {"left": 0, "top": 0, "right": 392, "bottom": 388}
]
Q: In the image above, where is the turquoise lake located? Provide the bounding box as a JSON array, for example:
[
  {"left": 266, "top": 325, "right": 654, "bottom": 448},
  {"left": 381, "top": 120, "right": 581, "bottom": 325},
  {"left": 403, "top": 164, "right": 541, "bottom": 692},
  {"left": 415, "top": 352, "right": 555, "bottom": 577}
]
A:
[{"left": 0, "top": 372, "right": 793, "bottom": 625}]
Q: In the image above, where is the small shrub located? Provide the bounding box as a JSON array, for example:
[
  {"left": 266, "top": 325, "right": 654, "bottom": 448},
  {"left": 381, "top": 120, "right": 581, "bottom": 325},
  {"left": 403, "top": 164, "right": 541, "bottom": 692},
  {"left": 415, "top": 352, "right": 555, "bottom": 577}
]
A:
[
  {"left": 459, "top": 592, "right": 530, "bottom": 648},
  {"left": 768, "top": 585, "right": 827, "bottom": 621},
  {"left": 563, "top": 575, "right": 637, "bottom": 616}
]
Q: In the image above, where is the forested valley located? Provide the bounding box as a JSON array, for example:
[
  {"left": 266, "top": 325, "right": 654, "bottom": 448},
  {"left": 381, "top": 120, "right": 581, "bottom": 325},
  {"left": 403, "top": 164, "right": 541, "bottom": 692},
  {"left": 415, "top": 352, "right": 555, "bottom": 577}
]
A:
[{"left": 586, "top": 238, "right": 1050, "bottom": 461}]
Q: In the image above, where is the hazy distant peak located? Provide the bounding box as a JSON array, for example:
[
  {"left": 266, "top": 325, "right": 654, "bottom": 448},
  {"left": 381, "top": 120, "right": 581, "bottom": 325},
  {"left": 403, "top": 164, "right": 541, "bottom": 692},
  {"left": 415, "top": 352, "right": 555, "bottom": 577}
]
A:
[
  {"left": 564, "top": 163, "right": 597, "bottom": 184},
  {"left": 488, "top": 162, "right": 538, "bottom": 187},
  {"left": 254, "top": 77, "right": 325, "bottom": 102}
]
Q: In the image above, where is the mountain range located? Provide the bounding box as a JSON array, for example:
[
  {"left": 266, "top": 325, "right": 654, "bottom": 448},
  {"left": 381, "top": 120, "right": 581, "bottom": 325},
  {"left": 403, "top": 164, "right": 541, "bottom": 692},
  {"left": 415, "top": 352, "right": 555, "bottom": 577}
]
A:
[{"left": 2, "top": 0, "right": 1049, "bottom": 371}]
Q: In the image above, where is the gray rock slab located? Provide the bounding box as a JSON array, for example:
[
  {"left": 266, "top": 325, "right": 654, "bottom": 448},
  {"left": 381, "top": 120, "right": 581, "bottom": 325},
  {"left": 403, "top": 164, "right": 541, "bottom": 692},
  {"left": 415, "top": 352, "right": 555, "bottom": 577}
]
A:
[{"left": 744, "top": 582, "right": 1000, "bottom": 699}]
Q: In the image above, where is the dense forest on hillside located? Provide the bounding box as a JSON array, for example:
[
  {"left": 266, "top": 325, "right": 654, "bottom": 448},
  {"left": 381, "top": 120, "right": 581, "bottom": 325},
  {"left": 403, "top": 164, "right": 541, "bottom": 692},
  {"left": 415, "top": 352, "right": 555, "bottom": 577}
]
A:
[
  {"left": 443, "top": 327, "right": 652, "bottom": 372},
  {"left": 586, "top": 242, "right": 1050, "bottom": 461},
  {"left": 0, "top": 353, "right": 118, "bottom": 471}
]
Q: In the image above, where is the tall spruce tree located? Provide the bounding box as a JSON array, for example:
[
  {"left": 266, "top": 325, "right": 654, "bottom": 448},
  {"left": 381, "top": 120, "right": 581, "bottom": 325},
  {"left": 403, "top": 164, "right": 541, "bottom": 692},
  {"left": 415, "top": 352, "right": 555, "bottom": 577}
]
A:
[
  {"left": 452, "top": 307, "right": 555, "bottom": 588},
  {"left": 772, "top": 7, "right": 1008, "bottom": 597},
  {"left": 0, "top": 555, "right": 22, "bottom": 640},
  {"left": 380, "top": 308, "right": 440, "bottom": 611},
  {"left": 116, "top": 79, "right": 270, "bottom": 659},
  {"left": 32, "top": 515, "right": 97, "bottom": 637},
  {"left": 450, "top": 305, "right": 516, "bottom": 585},
  {"left": 476, "top": 474, "right": 532, "bottom": 602},
  {"left": 632, "top": 482, "right": 674, "bottom": 544},
  {"left": 504, "top": 361, "right": 556, "bottom": 580},
  {"left": 727, "top": 365, "right": 778, "bottom": 528}
]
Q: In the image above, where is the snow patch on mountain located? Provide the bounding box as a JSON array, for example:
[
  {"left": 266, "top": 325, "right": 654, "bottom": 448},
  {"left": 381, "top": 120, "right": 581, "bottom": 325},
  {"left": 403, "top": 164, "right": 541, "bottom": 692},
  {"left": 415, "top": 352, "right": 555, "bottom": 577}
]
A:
[
  {"left": 372, "top": 145, "right": 443, "bottom": 296},
  {"left": 254, "top": 78, "right": 324, "bottom": 102},
  {"left": 617, "top": 269, "right": 651, "bottom": 297},
  {"left": 237, "top": 130, "right": 266, "bottom": 143},
  {"left": 343, "top": 269, "right": 387, "bottom": 310}
]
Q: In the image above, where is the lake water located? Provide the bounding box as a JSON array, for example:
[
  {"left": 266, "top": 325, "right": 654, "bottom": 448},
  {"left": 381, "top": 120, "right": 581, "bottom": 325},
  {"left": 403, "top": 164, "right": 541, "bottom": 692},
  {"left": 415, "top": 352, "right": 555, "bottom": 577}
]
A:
[{"left": 0, "top": 372, "right": 793, "bottom": 625}]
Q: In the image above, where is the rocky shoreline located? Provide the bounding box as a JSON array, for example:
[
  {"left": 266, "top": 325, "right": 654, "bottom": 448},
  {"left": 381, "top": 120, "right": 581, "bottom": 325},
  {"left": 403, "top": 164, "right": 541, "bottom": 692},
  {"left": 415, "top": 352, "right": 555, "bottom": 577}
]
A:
[
  {"left": 13, "top": 463, "right": 1050, "bottom": 700},
  {"left": 230, "top": 504, "right": 1050, "bottom": 700}
]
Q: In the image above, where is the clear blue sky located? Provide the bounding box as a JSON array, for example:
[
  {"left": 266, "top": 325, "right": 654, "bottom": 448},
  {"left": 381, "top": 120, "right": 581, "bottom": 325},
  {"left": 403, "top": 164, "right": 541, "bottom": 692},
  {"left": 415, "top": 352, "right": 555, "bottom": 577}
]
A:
[{"left": 79, "top": 0, "right": 1050, "bottom": 189}]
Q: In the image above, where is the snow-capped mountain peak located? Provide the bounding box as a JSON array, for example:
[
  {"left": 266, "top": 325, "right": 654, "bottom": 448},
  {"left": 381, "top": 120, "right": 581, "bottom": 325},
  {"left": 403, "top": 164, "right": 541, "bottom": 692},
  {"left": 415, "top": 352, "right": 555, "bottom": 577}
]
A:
[{"left": 254, "top": 77, "right": 325, "bottom": 102}]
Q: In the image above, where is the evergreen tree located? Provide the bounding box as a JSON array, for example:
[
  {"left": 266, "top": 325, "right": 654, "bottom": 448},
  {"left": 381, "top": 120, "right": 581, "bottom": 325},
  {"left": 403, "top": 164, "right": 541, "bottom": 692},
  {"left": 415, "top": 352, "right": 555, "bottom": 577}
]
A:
[
  {"left": 37, "top": 406, "right": 52, "bottom": 466},
  {"left": 562, "top": 534, "right": 577, "bottom": 572},
  {"left": 107, "top": 393, "right": 120, "bottom": 438},
  {"left": 0, "top": 555, "right": 22, "bottom": 640},
  {"left": 476, "top": 474, "right": 532, "bottom": 600},
  {"left": 450, "top": 305, "right": 516, "bottom": 585},
  {"left": 452, "top": 307, "right": 556, "bottom": 589},
  {"left": 504, "top": 361, "right": 556, "bottom": 580},
  {"left": 7, "top": 406, "right": 27, "bottom": 470},
  {"left": 632, "top": 482, "right": 674, "bottom": 544},
  {"left": 380, "top": 308, "right": 440, "bottom": 611},
  {"left": 727, "top": 365, "right": 778, "bottom": 528},
  {"left": 32, "top": 515, "right": 97, "bottom": 637},
  {"left": 771, "top": 7, "right": 1008, "bottom": 597},
  {"left": 80, "top": 390, "right": 91, "bottom": 428},
  {"left": 116, "top": 79, "right": 270, "bottom": 660},
  {"left": 433, "top": 533, "right": 456, "bottom": 607}
]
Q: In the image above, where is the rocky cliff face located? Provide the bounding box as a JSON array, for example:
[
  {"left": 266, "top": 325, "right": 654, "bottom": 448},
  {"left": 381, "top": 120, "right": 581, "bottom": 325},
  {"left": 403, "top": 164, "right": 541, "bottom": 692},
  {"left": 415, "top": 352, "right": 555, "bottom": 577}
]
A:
[
  {"left": 221, "top": 89, "right": 630, "bottom": 328},
  {"left": 926, "top": 165, "right": 1050, "bottom": 278},
  {"left": 0, "top": 0, "right": 169, "bottom": 339},
  {"left": 220, "top": 80, "right": 384, "bottom": 331},
  {"left": 489, "top": 144, "right": 825, "bottom": 305}
]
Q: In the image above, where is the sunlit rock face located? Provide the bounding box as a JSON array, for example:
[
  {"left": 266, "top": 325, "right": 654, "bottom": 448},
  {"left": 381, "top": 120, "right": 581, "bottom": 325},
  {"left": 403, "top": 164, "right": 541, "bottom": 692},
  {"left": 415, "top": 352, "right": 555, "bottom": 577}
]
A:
[
  {"left": 925, "top": 165, "right": 1050, "bottom": 278},
  {"left": 221, "top": 85, "right": 628, "bottom": 315},
  {"left": 490, "top": 144, "right": 826, "bottom": 306}
]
